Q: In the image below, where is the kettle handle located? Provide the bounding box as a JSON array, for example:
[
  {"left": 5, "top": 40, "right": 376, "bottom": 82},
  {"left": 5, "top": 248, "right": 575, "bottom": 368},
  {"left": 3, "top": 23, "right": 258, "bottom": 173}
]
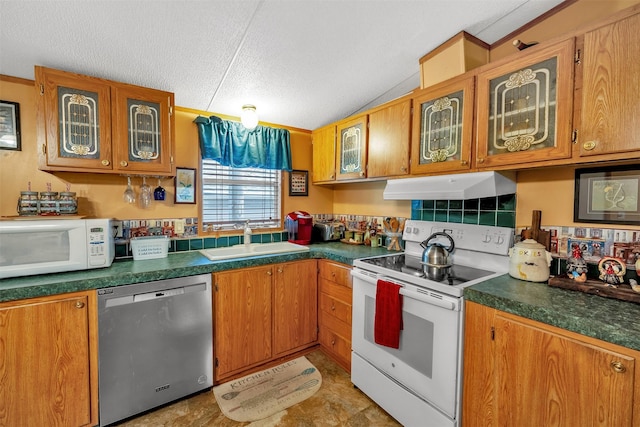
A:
[{"left": 421, "top": 232, "right": 455, "bottom": 253}]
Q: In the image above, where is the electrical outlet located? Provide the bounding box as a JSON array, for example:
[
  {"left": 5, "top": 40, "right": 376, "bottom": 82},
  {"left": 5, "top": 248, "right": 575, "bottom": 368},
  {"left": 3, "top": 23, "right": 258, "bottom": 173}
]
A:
[{"left": 175, "top": 219, "right": 185, "bottom": 235}]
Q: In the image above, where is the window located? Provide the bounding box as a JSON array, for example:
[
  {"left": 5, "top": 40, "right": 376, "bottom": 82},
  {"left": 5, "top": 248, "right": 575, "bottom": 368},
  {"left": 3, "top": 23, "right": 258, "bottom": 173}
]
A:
[{"left": 201, "top": 159, "right": 281, "bottom": 230}]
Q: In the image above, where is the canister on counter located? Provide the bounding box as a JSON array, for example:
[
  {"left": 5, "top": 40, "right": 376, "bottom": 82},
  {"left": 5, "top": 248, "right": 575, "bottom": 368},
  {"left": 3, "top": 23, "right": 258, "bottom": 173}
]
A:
[
  {"left": 59, "top": 192, "right": 78, "bottom": 215},
  {"left": 17, "top": 191, "right": 39, "bottom": 216},
  {"left": 39, "top": 191, "right": 59, "bottom": 215}
]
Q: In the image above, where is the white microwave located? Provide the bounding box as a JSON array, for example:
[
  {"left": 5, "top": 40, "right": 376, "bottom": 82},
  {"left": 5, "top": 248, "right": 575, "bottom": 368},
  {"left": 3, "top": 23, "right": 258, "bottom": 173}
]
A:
[{"left": 0, "top": 218, "right": 114, "bottom": 279}]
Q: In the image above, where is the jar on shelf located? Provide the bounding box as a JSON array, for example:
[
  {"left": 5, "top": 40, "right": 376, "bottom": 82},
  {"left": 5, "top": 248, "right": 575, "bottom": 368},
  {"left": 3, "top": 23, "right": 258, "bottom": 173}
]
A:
[
  {"left": 17, "top": 191, "right": 40, "bottom": 216},
  {"left": 58, "top": 192, "right": 78, "bottom": 215},
  {"left": 39, "top": 191, "right": 59, "bottom": 215}
]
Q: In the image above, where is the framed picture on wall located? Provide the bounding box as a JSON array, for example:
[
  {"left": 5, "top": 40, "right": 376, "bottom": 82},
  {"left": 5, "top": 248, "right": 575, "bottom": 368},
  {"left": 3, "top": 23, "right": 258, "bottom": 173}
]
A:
[
  {"left": 175, "top": 167, "right": 196, "bottom": 204},
  {"left": 289, "top": 170, "right": 308, "bottom": 196},
  {"left": 574, "top": 164, "right": 640, "bottom": 225},
  {"left": 0, "top": 100, "right": 21, "bottom": 151}
]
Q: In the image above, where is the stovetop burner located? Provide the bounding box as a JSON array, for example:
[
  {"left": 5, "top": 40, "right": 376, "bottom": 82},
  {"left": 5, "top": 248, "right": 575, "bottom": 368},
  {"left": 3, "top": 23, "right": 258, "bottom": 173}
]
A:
[{"left": 358, "top": 254, "right": 495, "bottom": 287}]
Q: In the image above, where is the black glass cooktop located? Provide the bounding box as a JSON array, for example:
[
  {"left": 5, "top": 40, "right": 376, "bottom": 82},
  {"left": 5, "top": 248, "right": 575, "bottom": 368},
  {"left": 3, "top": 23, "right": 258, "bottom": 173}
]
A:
[{"left": 358, "top": 254, "right": 495, "bottom": 286}]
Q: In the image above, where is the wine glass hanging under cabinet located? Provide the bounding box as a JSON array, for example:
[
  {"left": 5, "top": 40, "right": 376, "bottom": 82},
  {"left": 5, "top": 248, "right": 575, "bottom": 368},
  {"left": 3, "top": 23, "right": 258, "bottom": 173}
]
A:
[{"left": 475, "top": 39, "right": 575, "bottom": 168}]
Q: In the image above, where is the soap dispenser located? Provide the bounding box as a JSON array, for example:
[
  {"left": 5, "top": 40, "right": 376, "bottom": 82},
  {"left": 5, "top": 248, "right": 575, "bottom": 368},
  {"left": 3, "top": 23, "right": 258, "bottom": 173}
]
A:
[{"left": 244, "top": 220, "right": 252, "bottom": 248}]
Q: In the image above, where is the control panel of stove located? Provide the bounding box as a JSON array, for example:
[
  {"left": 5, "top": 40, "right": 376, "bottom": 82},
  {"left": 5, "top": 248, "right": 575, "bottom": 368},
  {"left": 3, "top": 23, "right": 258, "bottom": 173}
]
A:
[{"left": 403, "top": 220, "right": 513, "bottom": 255}]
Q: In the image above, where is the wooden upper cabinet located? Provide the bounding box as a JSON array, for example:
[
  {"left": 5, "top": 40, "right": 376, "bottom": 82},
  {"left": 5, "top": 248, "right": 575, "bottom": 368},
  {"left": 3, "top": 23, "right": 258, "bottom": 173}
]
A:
[
  {"left": 36, "top": 66, "right": 113, "bottom": 171},
  {"left": 577, "top": 11, "right": 640, "bottom": 160},
  {"left": 367, "top": 97, "right": 411, "bottom": 178},
  {"left": 336, "top": 114, "right": 368, "bottom": 180},
  {"left": 311, "top": 124, "right": 336, "bottom": 183},
  {"left": 35, "top": 66, "right": 175, "bottom": 176},
  {"left": 411, "top": 74, "right": 474, "bottom": 175},
  {"left": 475, "top": 39, "right": 575, "bottom": 169},
  {"left": 111, "top": 84, "right": 174, "bottom": 174}
]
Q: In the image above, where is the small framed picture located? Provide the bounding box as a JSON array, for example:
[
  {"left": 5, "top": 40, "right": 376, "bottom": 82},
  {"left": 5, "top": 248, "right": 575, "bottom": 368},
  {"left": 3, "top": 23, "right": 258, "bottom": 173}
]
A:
[
  {"left": 0, "top": 100, "right": 21, "bottom": 151},
  {"left": 175, "top": 167, "right": 196, "bottom": 204},
  {"left": 289, "top": 169, "right": 308, "bottom": 196},
  {"left": 574, "top": 164, "right": 640, "bottom": 225}
]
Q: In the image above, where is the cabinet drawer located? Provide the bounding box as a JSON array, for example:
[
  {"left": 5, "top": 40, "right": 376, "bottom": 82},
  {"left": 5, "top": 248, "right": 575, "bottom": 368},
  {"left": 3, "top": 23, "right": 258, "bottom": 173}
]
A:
[
  {"left": 319, "top": 277, "right": 352, "bottom": 304},
  {"left": 318, "top": 260, "right": 352, "bottom": 287},
  {"left": 319, "top": 328, "right": 351, "bottom": 366},
  {"left": 319, "top": 309, "right": 351, "bottom": 341},
  {"left": 319, "top": 291, "right": 351, "bottom": 325}
]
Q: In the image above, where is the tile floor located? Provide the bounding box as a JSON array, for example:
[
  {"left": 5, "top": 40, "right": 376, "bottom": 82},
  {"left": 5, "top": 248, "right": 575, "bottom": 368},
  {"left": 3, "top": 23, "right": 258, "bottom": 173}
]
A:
[{"left": 114, "top": 349, "right": 401, "bottom": 426}]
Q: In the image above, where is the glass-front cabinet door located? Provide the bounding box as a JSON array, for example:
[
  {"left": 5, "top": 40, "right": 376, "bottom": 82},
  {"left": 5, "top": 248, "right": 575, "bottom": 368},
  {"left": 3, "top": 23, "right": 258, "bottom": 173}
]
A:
[
  {"left": 411, "top": 75, "right": 474, "bottom": 175},
  {"left": 336, "top": 114, "right": 368, "bottom": 180},
  {"left": 475, "top": 39, "right": 574, "bottom": 168},
  {"left": 36, "top": 66, "right": 113, "bottom": 171},
  {"left": 112, "top": 85, "right": 174, "bottom": 174}
]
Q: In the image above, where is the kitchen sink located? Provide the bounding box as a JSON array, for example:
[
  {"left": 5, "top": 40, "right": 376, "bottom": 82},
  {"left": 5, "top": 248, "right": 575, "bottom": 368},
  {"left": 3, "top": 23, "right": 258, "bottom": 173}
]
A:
[{"left": 199, "top": 241, "right": 309, "bottom": 261}]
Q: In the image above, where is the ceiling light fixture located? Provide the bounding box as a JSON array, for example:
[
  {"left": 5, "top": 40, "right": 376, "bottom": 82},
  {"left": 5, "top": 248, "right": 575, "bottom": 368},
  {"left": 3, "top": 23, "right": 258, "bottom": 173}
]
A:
[{"left": 241, "top": 104, "right": 259, "bottom": 130}]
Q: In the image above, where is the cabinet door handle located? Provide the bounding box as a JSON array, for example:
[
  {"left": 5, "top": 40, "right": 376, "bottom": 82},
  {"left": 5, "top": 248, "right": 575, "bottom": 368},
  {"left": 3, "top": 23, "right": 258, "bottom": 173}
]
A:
[
  {"left": 460, "top": 160, "right": 468, "bottom": 166},
  {"left": 101, "top": 159, "right": 110, "bottom": 166},
  {"left": 75, "top": 301, "right": 85, "bottom": 309},
  {"left": 611, "top": 361, "right": 626, "bottom": 373},
  {"left": 120, "top": 160, "right": 128, "bottom": 167},
  {"left": 331, "top": 304, "right": 336, "bottom": 311},
  {"left": 583, "top": 141, "right": 597, "bottom": 151},
  {"left": 277, "top": 268, "right": 283, "bottom": 273},
  {"left": 267, "top": 270, "right": 272, "bottom": 276},
  {"left": 478, "top": 158, "right": 485, "bottom": 164}
]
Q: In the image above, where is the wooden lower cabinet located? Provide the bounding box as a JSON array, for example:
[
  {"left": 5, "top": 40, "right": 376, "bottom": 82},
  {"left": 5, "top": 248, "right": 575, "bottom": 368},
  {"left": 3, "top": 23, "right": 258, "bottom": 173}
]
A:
[
  {"left": 463, "top": 301, "right": 639, "bottom": 427},
  {"left": 317, "top": 260, "right": 352, "bottom": 372},
  {"left": 213, "top": 259, "right": 318, "bottom": 381},
  {"left": 0, "top": 291, "right": 98, "bottom": 427}
]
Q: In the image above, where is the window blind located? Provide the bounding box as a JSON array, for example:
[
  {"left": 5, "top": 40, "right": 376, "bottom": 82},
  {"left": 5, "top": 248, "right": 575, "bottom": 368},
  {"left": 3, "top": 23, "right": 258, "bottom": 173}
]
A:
[{"left": 202, "top": 159, "right": 281, "bottom": 230}]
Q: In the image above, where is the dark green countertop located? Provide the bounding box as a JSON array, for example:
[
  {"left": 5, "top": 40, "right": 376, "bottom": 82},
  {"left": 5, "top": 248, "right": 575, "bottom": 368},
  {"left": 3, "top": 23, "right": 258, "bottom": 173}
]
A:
[
  {"left": 5, "top": 243, "right": 639, "bottom": 353},
  {"left": 464, "top": 274, "right": 640, "bottom": 352},
  {"left": 0, "top": 242, "right": 389, "bottom": 303}
]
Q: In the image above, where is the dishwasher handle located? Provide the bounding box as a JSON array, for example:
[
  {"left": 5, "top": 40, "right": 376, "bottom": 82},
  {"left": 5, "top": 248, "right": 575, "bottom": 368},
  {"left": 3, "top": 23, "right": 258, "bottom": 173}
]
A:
[{"left": 103, "top": 283, "right": 207, "bottom": 308}]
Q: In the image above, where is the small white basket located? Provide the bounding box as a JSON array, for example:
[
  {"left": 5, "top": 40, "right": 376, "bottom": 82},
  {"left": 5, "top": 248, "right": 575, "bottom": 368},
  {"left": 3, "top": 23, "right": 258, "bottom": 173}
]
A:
[{"left": 131, "top": 236, "right": 170, "bottom": 260}]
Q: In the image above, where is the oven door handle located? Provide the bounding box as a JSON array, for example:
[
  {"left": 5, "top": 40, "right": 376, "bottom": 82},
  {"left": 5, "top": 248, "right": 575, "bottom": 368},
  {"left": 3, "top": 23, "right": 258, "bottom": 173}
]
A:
[{"left": 399, "top": 288, "right": 455, "bottom": 310}]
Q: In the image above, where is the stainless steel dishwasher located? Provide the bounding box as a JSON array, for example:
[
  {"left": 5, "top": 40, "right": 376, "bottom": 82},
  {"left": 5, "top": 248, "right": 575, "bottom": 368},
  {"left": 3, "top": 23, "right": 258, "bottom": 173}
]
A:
[{"left": 97, "top": 274, "right": 213, "bottom": 426}]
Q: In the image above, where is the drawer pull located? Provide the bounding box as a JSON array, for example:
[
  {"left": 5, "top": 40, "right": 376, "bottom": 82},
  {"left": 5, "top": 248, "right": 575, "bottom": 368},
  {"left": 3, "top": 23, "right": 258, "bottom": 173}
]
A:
[
  {"left": 611, "top": 361, "right": 626, "bottom": 373},
  {"left": 75, "top": 301, "right": 85, "bottom": 309},
  {"left": 331, "top": 304, "right": 335, "bottom": 311},
  {"left": 583, "top": 141, "right": 597, "bottom": 151},
  {"left": 331, "top": 339, "right": 336, "bottom": 346}
]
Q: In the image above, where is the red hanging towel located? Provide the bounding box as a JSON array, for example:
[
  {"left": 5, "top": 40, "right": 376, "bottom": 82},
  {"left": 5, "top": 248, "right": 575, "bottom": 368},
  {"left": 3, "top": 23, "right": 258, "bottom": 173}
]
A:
[{"left": 374, "top": 279, "right": 403, "bottom": 349}]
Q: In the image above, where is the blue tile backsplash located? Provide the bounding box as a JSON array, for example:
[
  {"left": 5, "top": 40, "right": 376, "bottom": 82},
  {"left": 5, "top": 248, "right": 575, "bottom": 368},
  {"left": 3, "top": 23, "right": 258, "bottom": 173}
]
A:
[{"left": 411, "top": 194, "right": 516, "bottom": 228}]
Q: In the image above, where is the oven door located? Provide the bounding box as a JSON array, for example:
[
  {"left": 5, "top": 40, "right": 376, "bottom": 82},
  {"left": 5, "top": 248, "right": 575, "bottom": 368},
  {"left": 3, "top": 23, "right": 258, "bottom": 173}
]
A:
[{"left": 351, "top": 268, "right": 462, "bottom": 419}]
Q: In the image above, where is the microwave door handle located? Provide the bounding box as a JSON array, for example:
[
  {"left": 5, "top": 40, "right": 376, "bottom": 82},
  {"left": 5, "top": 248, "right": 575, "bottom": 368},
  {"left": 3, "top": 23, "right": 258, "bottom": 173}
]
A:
[{"left": 398, "top": 288, "right": 455, "bottom": 310}]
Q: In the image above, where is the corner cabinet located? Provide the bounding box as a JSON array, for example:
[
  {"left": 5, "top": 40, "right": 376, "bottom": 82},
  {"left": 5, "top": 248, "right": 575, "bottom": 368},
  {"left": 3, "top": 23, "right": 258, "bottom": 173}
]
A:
[
  {"left": 35, "top": 66, "right": 175, "bottom": 176},
  {"left": 213, "top": 259, "right": 318, "bottom": 382},
  {"left": 410, "top": 74, "right": 474, "bottom": 175},
  {"left": 576, "top": 10, "right": 640, "bottom": 161},
  {"left": 311, "top": 124, "right": 337, "bottom": 183},
  {"left": 463, "top": 301, "right": 639, "bottom": 427},
  {"left": 0, "top": 291, "right": 98, "bottom": 427},
  {"left": 367, "top": 96, "right": 411, "bottom": 178},
  {"left": 336, "top": 114, "right": 368, "bottom": 180},
  {"left": 475, "top": 39, "right": 575, "bottom": 169},
  {"left": 317, "top": 260, "right": 352, "bottom": 372}
]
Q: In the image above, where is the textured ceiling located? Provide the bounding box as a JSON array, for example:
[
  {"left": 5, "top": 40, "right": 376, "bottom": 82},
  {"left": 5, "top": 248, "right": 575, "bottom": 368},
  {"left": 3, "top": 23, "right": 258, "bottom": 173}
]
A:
[{"left": 0, "top": 0, "right": 565, "bottom": 130}]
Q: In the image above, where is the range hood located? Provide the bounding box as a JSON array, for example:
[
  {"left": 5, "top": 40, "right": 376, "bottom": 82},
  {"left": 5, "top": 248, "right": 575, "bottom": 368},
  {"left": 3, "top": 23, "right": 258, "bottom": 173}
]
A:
[{"left": 383, "top": 171, "right": 516, "bottom": 200}]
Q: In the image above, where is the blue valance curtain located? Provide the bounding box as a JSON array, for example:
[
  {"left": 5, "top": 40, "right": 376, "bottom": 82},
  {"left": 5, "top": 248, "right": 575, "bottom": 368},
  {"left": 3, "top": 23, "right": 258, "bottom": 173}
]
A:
[{"left": 193, "top": 116, "right": 292, "bottom": 171}]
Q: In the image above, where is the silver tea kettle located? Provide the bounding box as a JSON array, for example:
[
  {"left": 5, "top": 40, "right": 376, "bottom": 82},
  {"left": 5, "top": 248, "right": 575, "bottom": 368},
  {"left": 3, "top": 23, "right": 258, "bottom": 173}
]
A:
[{"left": 420, "top": 232, "right": 455, "bottom": 281}]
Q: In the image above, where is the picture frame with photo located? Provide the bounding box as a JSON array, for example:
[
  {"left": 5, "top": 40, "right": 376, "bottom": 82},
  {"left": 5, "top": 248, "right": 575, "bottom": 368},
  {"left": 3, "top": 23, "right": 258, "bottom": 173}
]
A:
[
  {"left": 574, "top": 164, "right": 640, "bottom": 225},
  {"left": 0, "top": 100, "right": 21, "bottom": 151},
  {"left": 175, "top": 167, "right": 197, "bottom": 204},
  {"left": 289, "top": 169, "right": 308, "bottom": 196}
]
